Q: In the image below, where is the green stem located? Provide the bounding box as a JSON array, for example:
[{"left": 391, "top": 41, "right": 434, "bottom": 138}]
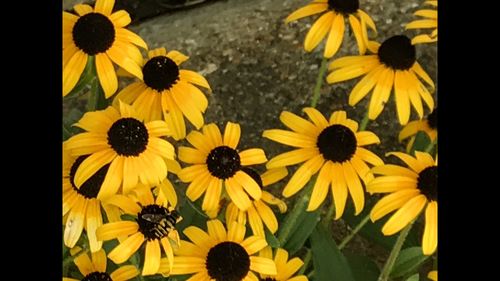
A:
[
  {"left": 298, "top": 249, "right": 312, "bottom": 275},
  {"left": 310, "top": 58, "right": 328, "bottom": 108},
  {"left": 306, "top": 270, "right": 315, "bottom": 279},
  {"left": 277, "top": 179, "right": 315, "bottom": 245},
  {"left": 359, "top": 110, "right": 370, "bottom": 131},
  {"left": 424, "top": 138, "right": 437, "bottom": 153},
  {"left": 378, "top": 222, "right": 414, "bottom": 281},
  {"left": 323, "top": 204, "right": 335, "bottom": 228},
  {"left": 338, "top": 213, "right": 371, "bottom": 250}
]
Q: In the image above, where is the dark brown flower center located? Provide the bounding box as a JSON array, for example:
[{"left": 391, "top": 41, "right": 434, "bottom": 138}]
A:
[
  {"left": 72, "top": 13, "right": 115, "bottom": 55},
  {"left": 69, "top": 155, "right": 109, "bottom": 199},
  {"left": 426, "top": 108, "right": 437, "bottom": 129},
  {"left": 378, "top": 35, "right": 416, "bottom": 70},
  {"left": 81, "top": 272, "right": 113, "bottom": 281},
  {"left": 206, "top": 146, "right": 241, "bottom": 179},
  {"left": 107, "top": 118, "right": 149, "bottom": 156},
  {"left": 417, "top": 166, "right": 437, "bottom": 201},
  {"left": 137, "top": 204, "right": 179, "bottom": 241},
  {"left": 317, "top": 124, "right": 357, "bottom": 163},
  {"left": 328, "top": 0, "right": 359, "bottom": 14},
  {"left": 143, "top": 56, "right": 180, "bottom": 92},
  {"left": 206, "top": 241, "right": 250, "bottom": 281}
]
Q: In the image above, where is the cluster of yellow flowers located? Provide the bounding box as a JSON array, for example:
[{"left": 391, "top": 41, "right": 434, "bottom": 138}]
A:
[{"left": 62, "top": 0, "right": 438, "bottom": 280}]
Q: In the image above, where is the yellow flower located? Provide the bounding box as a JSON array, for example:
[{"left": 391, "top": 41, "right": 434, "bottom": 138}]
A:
[
  {"left": 63, "top": 147, "right": 123, "bottom": 252},
  {"left": 63, "top": 249, "right": 139, "bottom": 281},
  {"left": 113, "top": 47, "right": 211, "bottom": 140},
  {"left": 406, "top": 0, "right": 438, "bottom": 44},
  {"left": 285, "top": 0, "right": 377, "bottom": 58},
  {"left": 327, "top": 35, "right": 435, "bottom": 125},
  {"left": 96, "top": 186, "right": 180, "bottom": 275},
  {"left": 259, "top": 246, "right": 309, "bottom": 281},
  {"left": 158, "top": 220, "right": 277, "bottom": 280},
  {"left": 178, "top": 122, "right": 268, "bottom": 214},
  {"left": 63, "top": 0, "right": 147, "bottom": 97},
  {"left": 226, "top": 167, "right": 289, "bottom": 238},
  {"left": 263, "top": 108, "right": 383, "bottom": 219},
  {"left": 65, "top": 102, "right": 176, "bottom": 200},
  {"left": 367, "top": 151, "right": 437, "bottom": 255},
  {"left": 399, "top": 108, "right": 437, "bottom": 152},
  {"left": 428, "top": 270, "right": 438, "bottom": 281}
]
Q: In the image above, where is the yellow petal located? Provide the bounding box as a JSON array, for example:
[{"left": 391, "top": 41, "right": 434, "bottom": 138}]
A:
[
  {"left": 348, "top": 15, "right": 366, "bottom": 55},
  {"left": 250, "top": 256, "right": 277, "bottom": 275},
  {"left": 74, "top": 252, "right": 94, "bottom": 276},
  {"left": 323, "top": 13, "right": 344, "bottom": 58},
  {"left": 74, "top": 4, "right": 93, "bottom": 16},
  {"left": 167, "top": 50, "right": 189, "bottom": 65},
  {"left": 94, "top": 0, "right": 114, "bottom": 15},
  {"left": 331, "top": 163, "right": 348, "bottom": 219},
  {"left": 203, "top": 123, "right": 223, "bottom": 147},
  {"left": 178, "top": 164, "right": 208, "bottom": 182},
  {"left": 108, "top": 232, "right": 145, "bottom": 264},
  {"left": 307, "top": 161, "right": 331, "bottom": 211},
  {"left": 201, "top": 177, "right": 222, "bottom": 212},
  {"left": 368, "top": 68, "right": 394, "bottom": 120},
  {"left": 64, "top": 198, "right": 87, "bottom": 248},
  {"left": 304, "top": 11, "right": 335, "bottom": 52},
  {"left": 109, "top": 10, "right": 131, "bottom": 27},
  {"left": 115, "top": 28, "right": 148, "bottom": 50},
  {"left": 98, "top": 156, "right": 124, "bottom": 200},
  {"left": 91, "top": 249, "right": 107, "bottom": 272},
  {"left": 282, "top": 155, "right": 324, "bottom": 197},
  {"left": 247, "top": 206, "right": 264, "bottom": 237},
  {"left": 254, "top": 200, "right": 279, "bottom": 234},
  {"left": 348, "top": 64, "right": 384, "bottom": 106},
  {"left": 285, "top": 3, "right": 328, "bottom": 23},
  {"left": 179, "top": 69, "right": 211, "bottom": 89},
  {"left": 107, "top": 45, "right": 143, "bottom": 80},
  {"left": 95, "top": 53, "right": 118, "bottom": 98},
  {"left": 263, "top": 129, "right": 316, "bottom": 148},
  {"left": 343, "top": 162, "right": 365, "bottom": 215},
  {"left": 74, "top": 149, "right": 116, "bottom": 188},
  {"left": 207, "top": 219, "right": 227, "bottom": 242},
  {"left": 370, "top": 189, "right": 421, "bottom": 221},
  {"left": 86, "top": 199, "right": 104, "bottom": 253},
  {"left": 239, "top": 149, "right": 267, "bottom": 166},
  {"left": 63, "top": 51, "right": 88, "bottom": 96},
  {"left": 422, "top": 201, "right": 437, "bottom": 255},
  {"left": 327, "top": 58, "right": 379, "bottom": 84},
  {"left": 223, "top": 122, "right": 241, "bottom": 149},
  {"left": 303, "top": 107, "right": 329, "bottom": 128},
  {"left": 261, "top": 167, "right": 288, "bottom": 187},
  {"left": 110, "top": 265, "right": 139, "bottom": 281},
  {"left": 142, "top": 240, "right": 161, "bottom": 275},
  {"left": 234, "top": 170, "right": 263, "bottom": 200},
  {"left": 242, "top": 235, "right": 268, "bottom": 254},
  {"left": 266, "top": 148, "right": 317, "bottom": 169},
  {"left": 226, "top": 177, "right": 252, "bottom": 211},
  {"left": 279, "top": 111, "right": 319, "bottom": 135},
  {"left": 96, "top": 221, "right": 139, "bottom": 241},
  {"left": 162, "top": 91, "right": 186, "bottom": 140},
  {"left": 382, "top": 195, "right": 427, "bottom": 235}
]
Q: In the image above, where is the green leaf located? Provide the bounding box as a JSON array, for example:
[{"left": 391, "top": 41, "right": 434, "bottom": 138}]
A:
[
  {"left": 265, "top": 228, "right": 281, "bottom": 248},
  {"left": 410, "top": 131, "right": 432, "bottom": 154},
  {"left": 345, "top": 253, "right": 380, "bottom": 281},
  {"left": 342, "top": 199, "right": 420, "bottom": 251},
  {"left": 390, "top": 247, "right": 429, "bottom": 278},
  {"left": 406, "top": 273, "right": 420, "bottom": 281},
  {"left": 310, "top": 223, "right": 355, "bottom": 281},
  {"left": 283, "top": 209, "right": 320, "bottom": 255}
]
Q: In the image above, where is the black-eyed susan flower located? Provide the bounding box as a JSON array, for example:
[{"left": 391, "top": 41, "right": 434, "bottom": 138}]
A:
[
  {"left": 259, "top": 246, "right": 308, "bottom": 281},
  {"left": 178, "top": 122, "right": 268, "bottom": 214},
  {"left": 96, "top": 186, "right": 181, "bottom": 275},
  {"left": 113, "top": 47, "right": 211, "bottom": 140},
  {"left": 65, "top": 102, "right": 175, "bottom": 200},
  {"left": 226, "top": 167, "right": 288, "bottom": 238},
  {"left": 63, "top": 249, "right": 139, "bottom": 281},
  {"left": 285, "top": 0, "right": 377, "bottom": 58},
  {"left": 63, "top": 147, "right": 123, "bottom": 252},
  {"left": 263, "top": 108, "right": 383, "bottom": 219},
  {"left": 327, "top": 35, "right": 435, "bottom": 125},
  {"left": 406, "top": 0, "right": 438, "bottom": 44},
  {"left": 367, "top": 151, "right": 437, "bottom": 255},
  {"left": 428, "top": 270, "right": 438, "bottom": 281},
  {"left": 399, "top": 108, "right": 437, "bottom": 151},
  {"left": 158, "top": 219, "right": 277, "bottom": 280},
  {"left": 63, "top": 0, "right": 147, "bottom": 97}
]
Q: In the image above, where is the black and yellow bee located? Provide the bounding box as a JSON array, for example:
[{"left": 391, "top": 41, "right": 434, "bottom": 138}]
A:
[{"left": 141, "top": 210, "right": 180, "bottom": 239}]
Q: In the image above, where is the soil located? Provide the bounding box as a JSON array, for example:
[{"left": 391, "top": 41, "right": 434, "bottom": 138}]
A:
[{"left": 63, "top": 0, "right": 437, "bottom": 277}]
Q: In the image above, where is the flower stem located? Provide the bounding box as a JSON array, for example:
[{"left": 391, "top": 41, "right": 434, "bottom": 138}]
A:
[
  {"left": 424, "top": 138, "right": 437, "bottom": 153},
  {"left": 298, "top": 249, "right": 312, "bottom": 275},
  {"left": 378, "top": 222, "right": 414, "bottom": 281},
  {"left": 277, "top": 178, "right": 315, "bottom": 245},
  {"left": 359, "top": 110, "right": 370, "bottom": 131},
  {"left": 338, "top": 213, "right": 371, "bottom": 250},
  {"left": 311, "top": 58, "right": 329, "bottom": 108},
  {"left": 323, "top": 204, "right": 335, "bottom": 228}
]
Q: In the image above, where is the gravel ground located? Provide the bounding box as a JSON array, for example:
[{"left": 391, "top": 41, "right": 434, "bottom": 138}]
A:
[{"left": 63, "top": 0, "right": 437, "bottom": 272}]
